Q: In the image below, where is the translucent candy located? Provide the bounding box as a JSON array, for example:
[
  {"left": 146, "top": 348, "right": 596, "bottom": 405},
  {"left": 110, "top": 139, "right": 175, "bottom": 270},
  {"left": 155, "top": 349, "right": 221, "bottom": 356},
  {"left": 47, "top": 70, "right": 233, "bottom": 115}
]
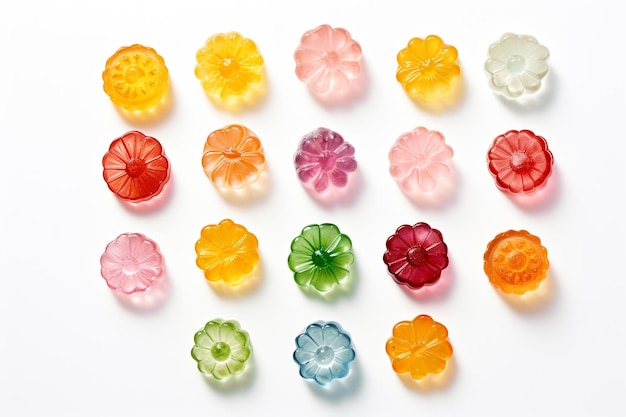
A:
[
  {"left": 294, "top": 24, "right": 362, "bottom": 97},
  {"left": 288, "top": 223, "right": 354, "bottom": 293},
  {"left": 102, "top": 131, "right": 170, "bottom": 203},
  {"left": 102, "top": 44, "right": 169, "bottom": 112},
  {"left": 100, "top": 233, "right": 164, "bottom": 294},
  {"left": 201, "top": 124, "right": 265, "bottom": 189},
  {"left": 396, "top": 35, "right": 460, "bottom": 101},
  {"left": 386, "top": 315, "right": 453, "bottom": 380},
  {"left": 195, "top": 219, "right": 259, "bottom": 287},
  {"left": 389, "top": 127, "right": 454, "bottom": 193},
  {"left": 293, "top": 321, "right": 356, "bottom": 386},
  {"left": 485, "top": 33, "right": 550, "bottom": 98},
  {"left": 484, "top": 230, "right": 550, "bottom": 295},
  {"left": 294, "top": 127, "right": 357, "bottom": 194},
  {"left": 487, "top": 129, "right": 554, "bottom": 194},
  {"left": 195, "top": 32, "right": 264, "bottom": 106},
  {"left": 383, "top": 222, "right": 449, "bottom": 290},
  {"left": 191, "top": 319, "right": 252, "bottom": 381}
]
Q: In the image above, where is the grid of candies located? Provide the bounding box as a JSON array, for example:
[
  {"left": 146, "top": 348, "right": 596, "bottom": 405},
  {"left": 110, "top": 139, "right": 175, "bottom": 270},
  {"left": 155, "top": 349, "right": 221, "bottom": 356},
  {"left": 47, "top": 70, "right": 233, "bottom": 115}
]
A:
[{"left": 98, "top": 27, "right": 553, "bottom": 387}]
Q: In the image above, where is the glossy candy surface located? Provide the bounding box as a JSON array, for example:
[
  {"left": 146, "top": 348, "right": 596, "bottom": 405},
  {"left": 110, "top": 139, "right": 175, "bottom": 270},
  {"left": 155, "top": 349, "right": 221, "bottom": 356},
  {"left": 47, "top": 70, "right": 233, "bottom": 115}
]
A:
[
  {"left": 202, "top": 124, "right": 265, "bottom": 189},
  {"left": 396, "top": 35, "right": 460, "bottom": 101},
  {"left": 102, "top": 44, "right": 169, "bottom": 112},
  {"left": 386, "top": 315, "right": 453, "bottom": 380},
  {"left": 102, "top": 131, "right": 170, "bottom": 202},
  {"left": 485, "top": 33, "right": 550, "bottom": 98},
  {"left": 191, "top": 319, "right": 252, "bottom": 381},
  {"left": 293, "top": 321, "right": 356, "bottom": 386},
  {"left": 487, "top": 129, "right": 554, "bottom": 194},
  {"left": 100, "top": 233, "right": 164, "bottom": 294},
  {"left": 195, "top": 32, "right": 264, "bottom": 105},
  {"left": 288, "top": 223, "right": 354, "bottom": 292},
  {"left": 389, "top": 127, "right": 454, "bottom": 193},
  {"left": 195, "top": 219, "right": 259, "bottom": 287},
  {"left": 294, "top": 24, "right": 362, "bottom": 96},
  {"left": 484, "top": 230, "right": 549, "bottom": 294},
  {"left": 294, "top": 127, "right": 357, "bottom": 194},
  {"left": 383, "top": 222, "right": 448, "bottom": 289}
]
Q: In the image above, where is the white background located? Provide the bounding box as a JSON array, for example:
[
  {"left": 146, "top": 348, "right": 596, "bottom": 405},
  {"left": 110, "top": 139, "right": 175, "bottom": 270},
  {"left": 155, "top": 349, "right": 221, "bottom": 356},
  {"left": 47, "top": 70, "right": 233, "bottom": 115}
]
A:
[{"left": 1, "top": 1, "right": 624, "bottom": 416}]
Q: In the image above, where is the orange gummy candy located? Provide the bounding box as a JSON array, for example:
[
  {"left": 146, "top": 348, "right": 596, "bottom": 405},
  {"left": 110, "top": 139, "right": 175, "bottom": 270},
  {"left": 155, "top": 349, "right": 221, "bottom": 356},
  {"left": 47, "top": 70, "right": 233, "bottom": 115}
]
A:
[
  {"left": 195, "top": 219, "right": 259, "bottom": 287},
  {"left": 202, "top": 124, "right": 265, "bottom": 189},
  {"left": 484, "top": 230, "right": 549, "bottom": 295},
  {"left": 386, "top": 315, "right": 453, "bottom": 381},
  {"left": 102, "top": 44, "right": 169, "bottom": 112}
]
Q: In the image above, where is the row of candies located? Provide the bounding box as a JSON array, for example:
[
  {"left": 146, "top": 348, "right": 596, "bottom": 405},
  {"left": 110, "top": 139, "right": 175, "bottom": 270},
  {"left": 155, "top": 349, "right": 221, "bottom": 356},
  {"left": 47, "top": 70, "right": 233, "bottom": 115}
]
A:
[
  {"left": 100, "top": 26, "right": 553, "bottom": 387},
  {"left": 101, "top": 127, "right": 554, "bottom": 205},
  {"left": 102, "top": 27, "right": 550, "bottom": 113},
  {"left": 189, "top": 316, "right": 449, "bottom": 385},
  {"left": 101, "top": 221, "right": 549, "bottom": 297}
]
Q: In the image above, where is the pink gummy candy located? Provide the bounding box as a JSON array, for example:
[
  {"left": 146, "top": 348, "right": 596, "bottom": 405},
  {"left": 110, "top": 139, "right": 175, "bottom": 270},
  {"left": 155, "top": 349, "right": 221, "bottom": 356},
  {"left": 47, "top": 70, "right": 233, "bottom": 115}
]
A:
[
  {"left": 100, "top": 233, "right": 165, "bottom": 294},
  {"left": 294, "top": 24, "right": 362, "bottom": 97},
  {"left": 389, "top": 127, "right": 453, "bottom": 193}
]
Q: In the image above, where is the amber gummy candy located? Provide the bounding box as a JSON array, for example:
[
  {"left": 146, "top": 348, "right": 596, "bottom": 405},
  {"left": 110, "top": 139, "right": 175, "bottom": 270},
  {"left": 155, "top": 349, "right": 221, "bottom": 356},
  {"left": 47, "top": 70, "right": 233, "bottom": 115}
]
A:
[{"left": 102, "top": 44, "right": 169, "bottom": 112}]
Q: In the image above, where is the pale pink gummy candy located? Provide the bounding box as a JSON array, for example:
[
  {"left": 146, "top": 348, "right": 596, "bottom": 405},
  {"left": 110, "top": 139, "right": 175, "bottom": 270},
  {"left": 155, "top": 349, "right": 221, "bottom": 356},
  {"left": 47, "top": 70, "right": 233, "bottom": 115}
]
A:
[
  {"left": 100, "top": 233, "right": 164, "bottom": 294},
  {"left": 389, "top": 127, "right": 453, "bottom": 193},
  {"left": 294, "top": 24, "right": 362, "bottom": 96}
]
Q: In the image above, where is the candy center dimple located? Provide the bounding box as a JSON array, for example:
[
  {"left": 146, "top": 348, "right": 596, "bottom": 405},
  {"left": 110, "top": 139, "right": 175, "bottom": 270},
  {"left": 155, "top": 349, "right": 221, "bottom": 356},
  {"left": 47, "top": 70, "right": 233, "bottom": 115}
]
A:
[
  {"left": 507, "top": 55, "right": 526, "bottom": 74},
  {"left": 223, "top": 148, "right": 242, "bottom": 160},
  {"left": 126, "top": 158, "right": 147, "bottom": 178},
  {"left": 322, "top": 50, "right": 340, "bottom": 69},
  {"left": 510, "top": 151, "right": 530, "bottom": 173},
  {"left": 219, "top": 248, "right": 237, "bottom": 263},
  {"left": 319, "top": 151, "right": 337, "bottom": 171},
  {"left": 211, "top": 342, "right": 231, "bottom": 361},
  {"left": 414, "top": 153, "right": 429, "bottom": 168},
  {"left": 219, "top": 57, "right": 240, "bottom": 77},
  {"left": 125, "top": 66, "right": 145, "bottom": 84},
  {"left": 315, "top": 345, "right": 335, "bottom": 366},
  {"left": 419, "top": 58, "right": 437, "bottom": 78},
  {"left": 410, "top": 341, "right": 426, "bottom": 355},
  {"left": 122, "top": 258, "right": 139, "bottom": 274},
  {"left": 507, "top": 250, "right": 528, "bottom": 272},
  {"left": 406, "top": 246, "right": 428, "bottom": 267},
  {"left": 312, "top": 249, "right": 331, "bottom": 268}
]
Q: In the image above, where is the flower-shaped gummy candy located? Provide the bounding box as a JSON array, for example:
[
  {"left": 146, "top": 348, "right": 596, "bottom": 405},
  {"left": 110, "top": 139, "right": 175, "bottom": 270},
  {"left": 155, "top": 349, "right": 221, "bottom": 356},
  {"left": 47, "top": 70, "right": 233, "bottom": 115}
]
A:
[
  {"left": 294, "top": 127, "right": 357, "bottom": 194},
  {"left": 191, "top": 319, "right": 252, "bottom": 381},
  {"left": 293, "top": 321, "right": 356, "bottom": 386},
  {"left": 383, "top": 222, "right": 449, "bottom": 290},
  {"left": 294, "top": 24, "right": 362, "bottom": 98},
  {"left": 102, "top": 131, "right": 170, "bottom": 203},
  {"left": 100, "top": 233, "right": 165, "bottom": 294},
  {"left": 288, "top": 223, "right": 354, "bottom": 293},
  {"left": 102, "top": 44, "right": 169, "bottom": 112},
  {"left": 487, "top": 129, "right": 554, "bottom": 195},
  {"left": 195, "top": 219, "right": 259, "bottom": 287},
  {"left": 386, "top": 315, "right": 453, "bottom": 380},
  {"left": 195, "top": 32, "right": 265, "bottom": 107},
  {"left": 202, "top": 124, "right": 265, "bottom": 189},
  {"left": 396, "top": 35, "right": 460, "bottom": 101},
  {"left": 484, "top": 230, "right": 549, "bottom": 295},
  {"left": 389, "top": 127, "right": 453, "bottom": 193},
  {"left": 485, "top": 33, "right": 550, "bottom": 99}
]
